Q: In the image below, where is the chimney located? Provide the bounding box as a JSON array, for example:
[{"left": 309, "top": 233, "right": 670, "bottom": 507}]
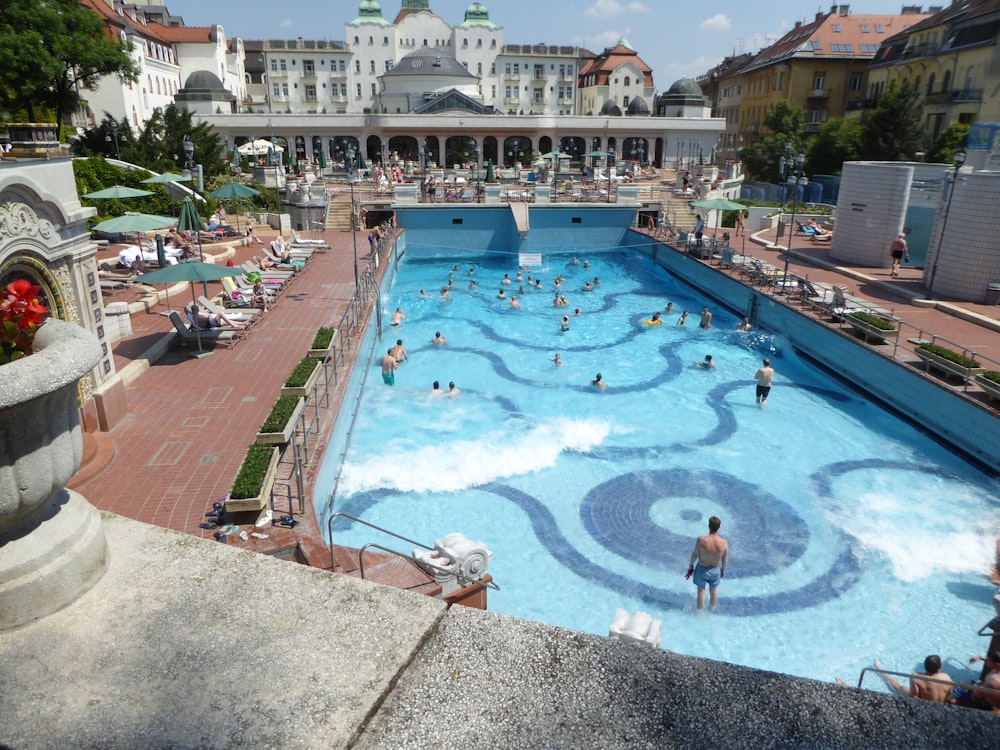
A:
[{"left": 838, "top": 4, "right": 850, "bottom": 14}]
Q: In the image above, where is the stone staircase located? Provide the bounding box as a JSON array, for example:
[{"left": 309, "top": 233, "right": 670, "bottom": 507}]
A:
[{"left": 325, "top": 199, "right": 353, "bottom": 231}]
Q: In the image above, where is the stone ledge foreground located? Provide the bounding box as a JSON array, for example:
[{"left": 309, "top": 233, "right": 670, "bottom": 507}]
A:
[{"left": 1, "top": 514, "right": 998, "bottom": 749}]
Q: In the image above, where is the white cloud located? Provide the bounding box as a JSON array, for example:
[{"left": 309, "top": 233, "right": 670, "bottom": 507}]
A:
[
  {"left": 585, "top": 0, "right": 651, "bottom": 19},
  {"left": 587, "top": 29, "right": 630, "bottom": 48},
  {"left": 698, "top": 14, "right": 732, "bottom": 32},
  {"left": 660, "top": 55, "right": 719, "bottom": 82},
  {"left": 279, "top": 19, "right": 293, "bottom": 29}
]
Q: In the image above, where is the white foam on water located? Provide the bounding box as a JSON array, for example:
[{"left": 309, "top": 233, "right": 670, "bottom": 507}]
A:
[
  {"left": 340, "top": 416, "right": 612, "bottom": 495},
  {"left": 824, "top": 472, "right": 1000, "bottom": 582}
]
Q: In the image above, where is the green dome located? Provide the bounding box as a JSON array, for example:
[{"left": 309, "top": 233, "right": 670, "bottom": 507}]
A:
[
  {"left": 666, "top": 78, "right": 703, "bottom": 97},
  {"left": 460, "top": 2, "right": 497, "bottom": 28},
  {"left": 351, "top": 0, "right": 390, "bottom": 26}
]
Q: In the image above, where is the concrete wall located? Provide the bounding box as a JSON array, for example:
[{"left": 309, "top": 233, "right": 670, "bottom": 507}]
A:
[
  {"left": 924, "top": 170, "right": 1000, "bottom": 302},
  {"left": 831, "top": 162, "right": 913, "bottom": 267}
]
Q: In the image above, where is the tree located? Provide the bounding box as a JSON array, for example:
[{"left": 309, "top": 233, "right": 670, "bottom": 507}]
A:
[
  {"left": 739, "top": 101, "right": 806, "bottom": 182},
  {"left": 927, "top": 122, "right": 971, "bottom": 164},
  {"left": 806, "top": 118, "right": 863, "bottom": 175},
  {"left": 0, "top": 0, "right": 139, "bottom": 132},
  {"left": 860, "top": 80, "right": 925, "bottom": 161}
]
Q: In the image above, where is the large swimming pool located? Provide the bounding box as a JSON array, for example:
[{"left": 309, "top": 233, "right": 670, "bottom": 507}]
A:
[{"left": 315, "top": 246, "right": 1000, "bottom": 687}]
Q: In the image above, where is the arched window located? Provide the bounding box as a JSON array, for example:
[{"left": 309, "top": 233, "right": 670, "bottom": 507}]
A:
[
  {"left": 477, "top": 62, "right": 482, "bottom": 75},
  {"left": 942, "top": 70, "right": 952, "bottom": 94},
  {"left": 384, "top": 36, "right": 389, "bottom": 46},
  {"left": 462, "top": 38, "right": 468, "bottom": 48},
  {"left": 354, "top": 36, "right": 359, "bottom": 45},
  {"left": 491, "top": 39, "right": 496, "bottom": 48},
  {"left": 927, "top": 73, "right": 935, "bottom": 96},
  {"left": 476, "top": 39, "right": 482, "bottom": 48},
  {"left": 368, "top": 36, "right": 374, "bottom": 46},
  {"left": 624, "top": 76, "right": 631, "bottom": 87}
]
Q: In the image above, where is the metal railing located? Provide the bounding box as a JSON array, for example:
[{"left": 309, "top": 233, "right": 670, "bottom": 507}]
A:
[
  {"left": 852, "top": 665, "right": 1000, "bottom": 704},
  {"left": 326, "top": 511, "right": 500, "bottom": 592}
]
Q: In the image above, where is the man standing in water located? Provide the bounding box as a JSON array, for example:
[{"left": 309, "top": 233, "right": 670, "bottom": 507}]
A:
[
  {"left": 754, "top": 357, "right": 775, "bottom": 408},
  {"left": 380, "top": 348, "right": 398, "bottom": 386},
  {"left": 686, "top": 516, "right": 728, "bottom": 611}
]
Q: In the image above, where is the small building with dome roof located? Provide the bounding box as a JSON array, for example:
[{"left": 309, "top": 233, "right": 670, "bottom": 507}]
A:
[
  {"left": 655, "top": 78, "right": 711, "bottom": 118},
  {"left": 174, "top": 70, "right": 237, "bottom": 115}
]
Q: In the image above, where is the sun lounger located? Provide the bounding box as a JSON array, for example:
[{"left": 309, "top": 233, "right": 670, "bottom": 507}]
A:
[
  {"left": 168, "top": 311, "right": 240, "bottom": 350},
  {"left": 198, "top": 295, "right": 262, "bottom": 326},
  {"left": 289, "top": 230, "right": 329, "bottom": 248}
]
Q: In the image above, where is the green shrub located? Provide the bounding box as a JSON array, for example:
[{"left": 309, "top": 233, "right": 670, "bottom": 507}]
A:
[
  {"left": 285, "top": 357, "right": 319, "bottom": 387},
  {"left": 918, "top": 343, "right": 980, "bottom": 369},
  {"left": 981, "top": 370, "right": 1000, "bottom": 385},
  {"left": 230, "top": 445, "right": 276, "bottom": 499},
  {"left": 259, "top": 394, "right": 300, "bottom": 433},
  {"left": 849, "top": 311, "right": 897, "bottom": 331},
  {"left": 311, "top": 327, "right": 335, "bottom": 350}
]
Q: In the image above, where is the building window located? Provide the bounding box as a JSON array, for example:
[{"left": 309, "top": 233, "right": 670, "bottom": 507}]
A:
[
  {"left": 339, "top": 60, "right": 346, "bottom": 72},
  {"left": 623, "top": 95, "right": 630, "bottom": 108},
  {"left": 491, "top": 85, "right": 496, "bottom": 98},
  {"left": 491, "top": 39, "right": 496, "bottom": 48},
  {"left": 303, "top": 60, "right": 314, "bottom": 76},
  {"left": 370, "top": 60, "right": 376, "bottom": 73},
  {"left": 270, "top": 59, "right": 277, "bottom": 71},
  {"left": 476, "top": 39, "right": 482, "bottom": 48},
  {"left": 368, "top": 36, "right": 373, "bottom": 46},
  {"left": 280, "top": 59, "right": 287, "bottom": 71},
  {"left": 813, "top": 74, "right": 825, "bottom": 90},
  {"left": 861, "top": 24, "right": 870, "bottom": 32},
  {"left": 534, "top": 90, "right": 544, "bottom": 104},
  {"left": 355, "top": 60, "right": 361, "bottom": 74},
  {"left": 624, "top": 76, "right": 631, "bottom": 87},
  {"left": 477, "top": 62, "right": 482, "bottom": 75},
  {"left": 305, "top": 84, "right": 316, "bottom": 101},
  {"left": 832, "top": 24, "right": 841, "bottom": 32},
  {"left": 340, "top": 83, "right": 347, "bottom": 96},
  {"left": 273, "top": 83, "right": 280, "bottom": 96},
  {"left": 849, "top": 73, "right": 862, "bottom": 92},
  {"left": 281, "top": 83, "right": 289, "bottom": 96},
  {"left": 356, "top": 83, "right": 362, "bottom": 97},
  {"left": 462, "top": 38, "right": 468, "bottom": 48},
  {"left": 384, "top": 36, "right": 389, "bottom": 45},
  {"left": 505, "top": 62, "right": 512, "bottom": 75},
  {"left": 491, "top": 63, "right": 496, "bottom": 74},
  {"left": 371, "top": 82, "right": 376, "bottom": 96},
  {"left": 385, "top": 60, "right": 393, "bottom": 71}
]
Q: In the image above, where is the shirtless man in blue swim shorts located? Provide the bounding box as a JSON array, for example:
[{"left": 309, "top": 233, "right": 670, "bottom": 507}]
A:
[{"left": 685, "top": 515, "right": 729, "bottom": 611}]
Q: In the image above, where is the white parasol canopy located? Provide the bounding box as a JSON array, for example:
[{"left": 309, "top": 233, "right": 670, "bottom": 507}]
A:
[{"left": 237, "top": 139, "right": 284, "bottom": 156}]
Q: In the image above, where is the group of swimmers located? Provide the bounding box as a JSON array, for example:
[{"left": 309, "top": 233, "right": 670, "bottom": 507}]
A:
[{"left": 377, "top": 326, "right": 460, "bottom": 395}]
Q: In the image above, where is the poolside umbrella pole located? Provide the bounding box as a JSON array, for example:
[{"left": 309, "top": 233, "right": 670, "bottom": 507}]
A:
[
  {"left": 177, "top": 197, "right": 208, "bottom": 295},
  {"left": 208, "top": 182, "right": 261, "bottom": 234}
]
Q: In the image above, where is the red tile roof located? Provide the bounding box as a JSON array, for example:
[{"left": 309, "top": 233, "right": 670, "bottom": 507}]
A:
[{"left": 579, "top": 44, "right": 653, "bottom": 86}]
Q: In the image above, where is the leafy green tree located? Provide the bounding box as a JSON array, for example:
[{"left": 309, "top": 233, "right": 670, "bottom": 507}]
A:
[
  {"left": 739, "top": 101, "right": 806, "bottom": 182},
  {"left": 0, "top": 0, "right": 139, "bottom": 132},
  {"left": 860, "top": 80, "right": 926, "bottom": 161},
  {"left": 72, "top": 115, "right": 137, "bottom": 161},
  {"left": 927, "top": 122, "right": 971, "bottom": 164},
  {"left": 806, "top": 118, "right": 863, "bottom": 175}
]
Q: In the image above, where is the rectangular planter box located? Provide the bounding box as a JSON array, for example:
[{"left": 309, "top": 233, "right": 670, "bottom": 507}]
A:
[
  {"left": 846, "top": 316, "right": 897, "bottom": 344},
  {"left": 308, "top": 329, "right": 338, "bottom": 361},
  {"left": 914, "top": 348, "right": 985, "bottom": 382},
  {"left": 975, "top": 374, "right": 1000, "bottom": 405},
  {"left": 280, "top": 360, "right": 322, "bottom": 398},
  {"left": 225, "top": 446, "right": 280, "bottom": 513},
  {"left": 255, "top": 397, "right": 306, "bottom": 445}
]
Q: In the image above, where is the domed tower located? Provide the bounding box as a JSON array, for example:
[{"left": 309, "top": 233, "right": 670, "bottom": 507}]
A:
[
  {"left": 352, "top": 0, "right": 391, "bottom": 26},
  {"left": 461, "top": 2, "right": 496, "bottom": 27},
  {"left": 656, "top": 78, "right": 710, "bottom": 118}
]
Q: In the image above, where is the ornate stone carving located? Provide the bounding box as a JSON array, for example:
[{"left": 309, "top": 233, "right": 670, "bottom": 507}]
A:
[{"left": 0, "top": 201, "right": 56, "bottom": 245}]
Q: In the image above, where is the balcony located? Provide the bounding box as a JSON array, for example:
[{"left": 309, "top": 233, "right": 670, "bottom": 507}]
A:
[
  {"left": 926, "top": 88, "right": 984, "bottom": 104},
  {"left": 804, "top": 123, "right": 821, "bottom": 133},
  {"left": 330, "top": 70, "right": 348, "bottom": 80},
  {"left": 559, "top": 74, "right": 575, "bottom": 83},
  {"left": 808, "top": 88, "right": 828, "bottom": 99},
  {"left": 504, "top": 73, "right": 521, "bottom": 81}
]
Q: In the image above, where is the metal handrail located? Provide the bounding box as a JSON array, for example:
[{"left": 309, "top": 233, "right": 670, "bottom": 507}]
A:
[
  {"left": 358, "top": 542, "right": 500, "bottom": 592},
  {"left": 328, "top": 511, "right": 432, "bottom": 560},
  {"left": 855, "top": 666, "right": 1000, "bottom": 701}
]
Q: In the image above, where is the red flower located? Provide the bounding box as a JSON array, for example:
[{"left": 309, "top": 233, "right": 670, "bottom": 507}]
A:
[{"left": 0, "top": 279, "right": 48, "bottom": 364}]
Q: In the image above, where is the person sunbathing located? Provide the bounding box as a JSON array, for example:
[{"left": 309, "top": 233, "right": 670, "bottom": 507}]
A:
[{"left": 186, "top": 303, "right": 246, "bottom": 330}]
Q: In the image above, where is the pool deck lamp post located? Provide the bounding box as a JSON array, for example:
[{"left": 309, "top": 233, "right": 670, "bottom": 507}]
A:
[
  {"left": 780, "top": 144, "right": 807, "bottom": 294},
  {"left": 552, "top": 143, "right": 561, "bottom": 203},
  {"left": 105, "top": 123, "right": 123, "bottom": 161},
  {"left": 473, "top": 143, "right": 481, "bottom": 203},
  {"left": 346, "top": 146, "right": 359, "bottom": 289},
  {"left": 926, "top": 150, "right": 966, "bottom": 300},
  {"left": 607, "top": 147, "right": 615, "bottom": 202}
]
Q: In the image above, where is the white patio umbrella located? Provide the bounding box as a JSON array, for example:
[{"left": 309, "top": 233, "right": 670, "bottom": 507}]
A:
[{"left": 238, "top": 139, "right": 284, "bottom": 157}]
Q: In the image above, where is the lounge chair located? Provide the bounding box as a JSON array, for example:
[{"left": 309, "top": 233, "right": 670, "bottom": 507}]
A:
[
  {"left": 168, "top": 311, "right": 240, "bottom": 350},
  {"left": 289, "top": 229, "right": 329, "bottom": 248},
  {"left": 198, "top": 295, "right": 262, "bottom": 326},
  {"left": 221, "top": 276, "right": 277, "bottom": 306}
]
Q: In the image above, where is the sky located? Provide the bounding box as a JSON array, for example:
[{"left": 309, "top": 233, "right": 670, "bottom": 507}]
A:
[{"left": 160, "top": 0, "right": 920, "bottom": 85}]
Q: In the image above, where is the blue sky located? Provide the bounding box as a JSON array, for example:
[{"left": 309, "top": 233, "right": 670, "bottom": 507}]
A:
[{"left": 163, "top": 0, "right": 915, "bottom": 85}]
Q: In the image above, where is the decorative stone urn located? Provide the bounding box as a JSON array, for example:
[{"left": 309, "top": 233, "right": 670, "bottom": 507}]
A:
[{"left": 0, "top": 319, "right": 106, "bottom": 630}]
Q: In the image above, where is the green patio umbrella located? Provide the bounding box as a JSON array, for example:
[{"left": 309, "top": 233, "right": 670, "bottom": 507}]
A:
[
  {"left": 540, "top": 152, "right": 572, "bottom": 160},
  {"left": 136, "top": 261, "right": 246, "bottom": 347},
  {"left": 83, "top": 185, "right": 153, "bottom": 199},
  {"left": 354, "top": 149, "right": 367, "bottom": 171},
  {"left": 208, "top": 182, "right": 261, "bottom": 232},
  {"left": 318, "top": 149, "right": 327, "bottom": 171},
  {"left": 92, "top": 212, "right": 176, "bottom": 234},
  {"left": 692, "top": 197, "right": 748, "bottom": 238},
  {"left": 141, "top": 172, "right": 191, "bottom": 184},
  {"left": 485, "top": 160, "right": 495, "bottom": 182},
  {"left": 177, "top": 197, "right": 208, "bottom": 290}
]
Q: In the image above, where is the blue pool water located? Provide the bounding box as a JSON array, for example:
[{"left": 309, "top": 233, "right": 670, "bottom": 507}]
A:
[{"left": 315, "top": 247, "right": 1000, "bottom": 687}]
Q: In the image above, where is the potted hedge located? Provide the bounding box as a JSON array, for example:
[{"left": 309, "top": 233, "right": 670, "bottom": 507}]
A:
[
  {"left": 281, "top": 357, "right": 321, "bottom": 398},
  {"left": 255, "top": 394, "right": 305, "bottom": 445},
  {"left": 846, "top": 311, "right": 898, "bottom": 344},
  {"left": 975, "top": 370, "right": 1000, "bottom": 405},
  {"left": 226, "top": 444, "right": 280, "bottom": 512},
  {"left": 308, "top": 326, "right": 338, "bottom": 360},
  {"left": 914, "top": 342, "right": 985, "bottom": 381}
]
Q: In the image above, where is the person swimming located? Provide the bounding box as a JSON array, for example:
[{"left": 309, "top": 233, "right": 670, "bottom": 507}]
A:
[{"left": 591, "top": 372, "right": 606, "bottom": 391}]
